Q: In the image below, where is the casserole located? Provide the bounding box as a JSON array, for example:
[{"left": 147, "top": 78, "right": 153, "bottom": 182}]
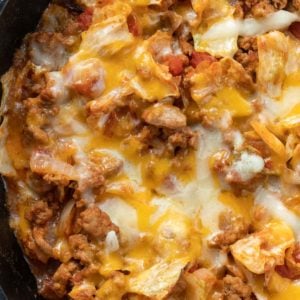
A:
[{"left": 3, "top": 0, "right": 300, "bottom": 299}]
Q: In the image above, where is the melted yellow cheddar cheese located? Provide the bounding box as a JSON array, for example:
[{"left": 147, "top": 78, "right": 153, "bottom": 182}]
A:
[
  {"left": 269, "top": 283, "right": 300, "bottom": 300},
  {"left": 204, "top": 87, "right": 253, "bottom": 118}
]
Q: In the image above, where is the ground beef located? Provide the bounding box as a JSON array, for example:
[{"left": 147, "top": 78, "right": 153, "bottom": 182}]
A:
[
  {"left": 252, "top": 2, "right": 276, "bottom": 17},
  {"left": 72, "top": 265, "right": 99, "bottom": 285},
  {"left": 237, "top": 0, "right": 287, "bottom": 17},
  {"left": 209, "top": 211, "right": 249, "bottom": 248},
  {"left": 68, "top": 234, "right": 95, "bottom": 264},
  {"left": 25, "top": 201, "right": 53, "bottom": 225},
  {"left": 24, "top": 97, "right": 58, "bottom": 143},
  {"left": 22, "top": 232, "right": 49, "bottom": 263},
  {"left": 223, "top": 275, "right": 253, "bottom": 300},
  {"left": 39, "top": 261, "right": 79, "bottom": 299},
  {"left": 52, "top": 262, "right": 79, "bottom": 298},
  {"left": 78, "top": 206, "right": 119, "bottom": 240},
  {"left": 238, "top": 37, "right": 258, "bottom": 53},
  {"left": 32, "top": 227, "right": 53, "bottom": 258},
  {"left": 293, "top": 0, "right": 300, "bottom": 10},
  {"left": 88, "top": 152, "right": 123, "bottom": 179},
  {"left": 167, "top": 127, "right": 198, "bottom": 150},
  {"left": 234, "top": 37, "right": 258, "bottom": 81},
  {"left": 20, "top": 65, "right": 46, "bottom": 100},
  {"left": 134, "top": 125, "right": 198, "bottom": 157}
]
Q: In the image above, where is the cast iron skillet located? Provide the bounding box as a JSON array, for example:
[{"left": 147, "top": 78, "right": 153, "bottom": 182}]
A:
[{"left": 0, "top": 0, "right": 49, "bottom": 298}]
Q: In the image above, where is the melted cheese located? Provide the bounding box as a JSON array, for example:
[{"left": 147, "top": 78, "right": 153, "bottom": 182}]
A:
[
  {"left": 264, "top": 86, "right": 300, "bottom": 121},
  {"left": 202, "top": 10, "right": 300, "bottom": 40},
  {"left": 230, "top": 151, "right": 265, "bottom": 181},
  {"left": 204, "top": 87, "right": 253, "bottom": 118},
  {"left": 80, "top": 14, "right": 134, "bottom": 56},
  {"left": 255, "top": 188, "right": 300, "bottom": 238},
  {"left": 105, "top": 230, "right": 120, "bottom": 253},
  {"left": 99, "top": 197, "right": 140, "bottom": 245},
  {"left": 171, "top": 127, "right": 226, "bottom": 232},
  {"left": 219, "top": 191, "right": 253, "bottom": 221},
  {"left": 269, "top": 282, "right": 300, "bottom": 300},
  {"left": 195, "top": 10, "right": 300, "bottom": 57},
  {"left": 280, "top": 102, "right": 300, "bottom": 129},
  {"left": 72, "top": 124, "right": 227, "bottom": 270},
  {"left": 66, "top": 5, "right": 179, "bottom": 101}
]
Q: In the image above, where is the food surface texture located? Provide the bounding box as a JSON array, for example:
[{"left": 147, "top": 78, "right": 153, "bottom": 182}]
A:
[{"left": 2, "top": 0, "right": 300, "bottom": 299}]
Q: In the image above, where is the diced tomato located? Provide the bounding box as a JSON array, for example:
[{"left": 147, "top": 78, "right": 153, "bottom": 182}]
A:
[
  {"left": 78, "top": 8, "right": 93, "bottom": 31},
  {"left": 127, "top": 14, "right": 140, "bottom": 36},
  {"left": 275, "top": 264, "right": 300, "bottom": 280},
  {"left": 289, "top": 22, "right": 300, "bottom": 39},
  {"left": 293, "top": 244, "right": 300, "bottom": 263},
  {"left": 275, "top": 265, "right": 293, "bottom": 279},
  {"left": 167, "top": 55, "right": 185, "bottom": 76},
  {"left": 264, "top": 158, "right": 272, "bottom": 170},
  {"left": 190, "top": 51, "right": 217, "bottom": 68}
]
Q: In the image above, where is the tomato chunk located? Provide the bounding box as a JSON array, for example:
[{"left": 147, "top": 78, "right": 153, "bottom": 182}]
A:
[
  {"left": 167, "top": 55, "right": 185, "bottom": 76},
  {"left": 127, "top": 14, "right": 140, "bottom": 36},
  {"left": 275, "top": 265, "right": 297, "bottom": 280},
  {"left": 293, "top": 243, "right": 300, "bottom": 263},
  {"left": 190, "top": 51, "right": 217, "bottom": 68},
  {"left": 78, "top": 8, "right": 93, "bottom": 31},
  {"left": 289, "top": 22, "right": 300, "bottom": 39}
]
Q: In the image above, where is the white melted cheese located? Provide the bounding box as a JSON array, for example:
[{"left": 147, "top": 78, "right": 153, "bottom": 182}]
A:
[
  {"left": 230, "top": 152, "right": 265, "bottom": 182},
  {"left": 198, "top": 10, "right": 300, "bottom": 57},
  {"left": 232, "top": 130, "right": 244, "bottom": 150},
  {"left": 105, "top": 230, "right": 120, "bottom": 252},
  {"left": 240, "top": 10, "right": 300, "bottom": 36},
  {"left": 168, "top": 126, "right": 226, "bottom": 232},
  {"left": 203, "top": 10, "right": 300, "bottom": 40},
  {"left": 255, "top": 187, "right": 300, "bottom": 239},
  {"left": 262, "top": 86, "right": 300, "bottom": 120},
  {"left": 30, "top": 40, "right": 68, "bottom": 69},
  {"left": 99, "top": 197, "right": 140, "bottom": 244},
  {"left": 80, "top": 16, "right": 134, "bottom": 56},
  {"left": 46, "top": 71, "right": 68, "bottom": 102},
  {"left": 54, "top": 111, "right": 89, "bottom": 136}
]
